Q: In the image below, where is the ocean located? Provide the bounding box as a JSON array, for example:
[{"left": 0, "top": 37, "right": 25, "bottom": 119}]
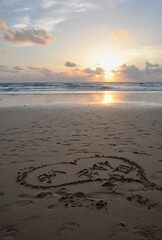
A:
[
  {"left": 0, "top": 82, "right": 162, "bottom": 95},
  {"left": 0, "top": 82, "right": 162, "bottom": 107}
]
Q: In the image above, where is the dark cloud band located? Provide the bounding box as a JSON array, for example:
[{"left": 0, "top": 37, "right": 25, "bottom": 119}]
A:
[{"left": 0, "top": 20, "right": 54, "bottom": 45}]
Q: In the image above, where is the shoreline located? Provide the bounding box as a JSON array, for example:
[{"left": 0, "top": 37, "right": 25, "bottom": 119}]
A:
[{"left": 0, "top": 91, "right": 162, "bottom": 108}]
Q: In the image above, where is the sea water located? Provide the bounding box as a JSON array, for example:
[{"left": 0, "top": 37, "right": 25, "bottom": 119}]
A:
[
  {"left": 0, "top": 82, "right": 162, "bottom": 94},
  {"left": 0, "top": 82, "right": 162, "bottom": 107}
]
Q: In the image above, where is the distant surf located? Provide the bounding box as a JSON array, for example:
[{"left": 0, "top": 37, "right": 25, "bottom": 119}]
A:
[{"left": 0, "top": 82, "right": 162, "bottom": 95}]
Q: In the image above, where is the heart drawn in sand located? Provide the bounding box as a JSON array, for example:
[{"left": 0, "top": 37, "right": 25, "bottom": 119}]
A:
[{"left": 17, "top": 155, "right": 159, "bottom": 190}]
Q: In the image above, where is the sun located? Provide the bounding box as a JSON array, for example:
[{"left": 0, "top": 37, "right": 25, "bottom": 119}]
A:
[
  {"left": 97, "top": 55, "right": 119, "bottom": 77},
  {"left": 90, "top": 50, "right": 125, "bottom": 79}
]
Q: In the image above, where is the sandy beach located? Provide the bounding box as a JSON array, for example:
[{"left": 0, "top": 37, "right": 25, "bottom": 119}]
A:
[
  {"left": 0, "top": 103, "right": 162, "bottom": 240},
  {"left": 1, "top": 0, "right": 162, "bottom": 238}
]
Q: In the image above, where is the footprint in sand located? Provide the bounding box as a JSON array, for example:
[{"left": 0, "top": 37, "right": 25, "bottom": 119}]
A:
[
  {"left": 151, "top": 171, "right": 162, "bottom": 180},
  {"left": 134, "top": 225, "right": 162, "bottom": 240},
  {"left": 109, "top": 224, "right": 162, "bottom": 240},
  {"left": 18, "top": 194, "right": 35, "bottom": 199},
  {"left": 1, "top": 228, "right": 18, "bottom": 240},
  {"left": 109, "top": 223, "right": 128, "bottom": 240},
  {"left": 36, "top": 191, "right": 52, "bottom": 199},
  {"left": 0, "top": 216, "right": 41, "bottom": 240},
  {"left": 47, "top": 204, "right": 57, "bottom": 210},
  {"left": 56, "top": 222, "right": 79, "bottom": 236},
  {"left": 0, "top": 200, "right": 33, "bottom": 212}
]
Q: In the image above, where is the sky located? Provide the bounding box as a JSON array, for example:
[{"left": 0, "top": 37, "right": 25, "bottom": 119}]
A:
[{"left": 0, "top": 0, "right": 162, "bottom": 82}]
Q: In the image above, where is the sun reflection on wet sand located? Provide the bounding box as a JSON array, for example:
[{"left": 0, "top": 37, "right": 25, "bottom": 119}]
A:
[
  {"left": 0, "top": 91, "right": 162, "bottom": 107},
  {"left": 102, "top": 91, "right": 114, "bottom": 104},
  {"left": 94, "top": 91, "right": 115, "bottom": 104}
]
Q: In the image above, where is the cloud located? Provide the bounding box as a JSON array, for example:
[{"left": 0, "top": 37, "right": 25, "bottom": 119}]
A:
[
  {"left": 107, "top": 0, "right": 115, "bottom": 8},
  {"left": 0, "top": 65, "right": 9, "bottom": 72},
  {"left": 144, "top": 62, "right": 162, "bottom": 75},
  {"left": 125, "top": 45, "right": 162, "bottom": 65},
  {"left": 111, "top": 64, "right": 142, "bottom": 80},
  {"left": 63, "top": 0, "right": 98, "bottom": 13},
  {"left": 0, "top": 1, "right": 98, "bottom": 33},
  {"left": 27, "top": 66, "right": 42, "bottom": 71},
  {"left": 0, "top": 19, "right": 54, "bottom": 45},
  {"left": 27, "top": 66, "right": 53, "bottom": 75},
  {"left": 0, "top": 65, "right": 54, "bottom": 75},
  {"left": 0, "top": 0, "right": 14, "bottom": 6},
  {"left": 1, "top": 61, "right": 161, "bottom": 83},
  {"left": 13, "top": 7, "right": 31, "bottom": 12},
  {"left": 0, "top": 63, "right": 105, "bottom": 82},
  {"left": 107, "top": 0, "right": 133, "bottom": 8},
  {"left": 0, "top": 20, "right": 7, "bottom": 31},
  {"left": 145, "top": 61, "right": 160, "bottom": 69},
  {"left": 13, "top": 66, "right": 24, "bottom": 71},
  {"left": 83, "top": 67, "right": 105, "bottom": 76},
  {"left": 12, "top": 17, "right": 31, "bottom": 29},
  {"left": 0, "top": 65, "right": 24, "bottom": 73},
  {"left": 48, "top": 0, "right": 98, "bottom": 13},
  {"left": 34, "top": 17, "right": 65, "bottom": 31},
  {"left": 112, "top": 29, "right": 132, "bottom": 42},
  {"left": 112, "top": 62, "right": 162, "bottom": 81},
  {"left": 0, "top": 64, "right": 88, "bottom": 82},
  {"left": 41, "top": 0, "right": 58, "bottom": 9},
  {"left": 0, "top": 48, "right": 5, "bottom": 53},
  {"left": 37, "top": 0, "right": 98, "bottom": 30},
  {"left": 65, "top": 61, "right": 78, "bottom": 67}
]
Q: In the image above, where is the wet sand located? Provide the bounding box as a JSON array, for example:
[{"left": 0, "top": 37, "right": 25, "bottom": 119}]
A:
[{"left": 0, "top": 104, "right": 162, "bottom": 240}]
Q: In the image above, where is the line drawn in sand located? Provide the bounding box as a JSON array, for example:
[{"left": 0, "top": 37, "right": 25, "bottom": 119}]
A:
[
  {"left": 16, "top": 155, "right": 162, "bottom": 209},
  {"left": 17, "top": 155, "right": 161, "bottom": 190}
]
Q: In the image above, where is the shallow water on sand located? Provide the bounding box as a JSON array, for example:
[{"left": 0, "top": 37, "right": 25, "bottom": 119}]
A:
[{"left": 0, "top": 91, "right": 162, "bottom": 107}]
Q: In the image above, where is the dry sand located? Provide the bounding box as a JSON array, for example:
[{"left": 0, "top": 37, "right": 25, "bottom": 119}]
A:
[{"left": 0, "top": 104, "right": 162, "bottom": 240}]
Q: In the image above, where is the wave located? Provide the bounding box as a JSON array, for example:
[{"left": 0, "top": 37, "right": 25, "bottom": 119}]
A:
[{"left": 0, "top": 82, "right": 162, "bottom": 94}]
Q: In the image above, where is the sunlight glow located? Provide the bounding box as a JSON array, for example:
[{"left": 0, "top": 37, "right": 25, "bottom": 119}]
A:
[
  {"left": 103, "top": 91, "right": 113, "bottom": 103},
  {"left": 90, "top": 50, "right": 125, "bottom": 79},
  {"left": 98, "top": 56, "right": 119, "bottom": 77}
]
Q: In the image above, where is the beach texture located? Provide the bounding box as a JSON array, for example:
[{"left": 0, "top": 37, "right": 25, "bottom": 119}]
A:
[{"left": 0, "top": 105, "right": 162, "bottom": 240}]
